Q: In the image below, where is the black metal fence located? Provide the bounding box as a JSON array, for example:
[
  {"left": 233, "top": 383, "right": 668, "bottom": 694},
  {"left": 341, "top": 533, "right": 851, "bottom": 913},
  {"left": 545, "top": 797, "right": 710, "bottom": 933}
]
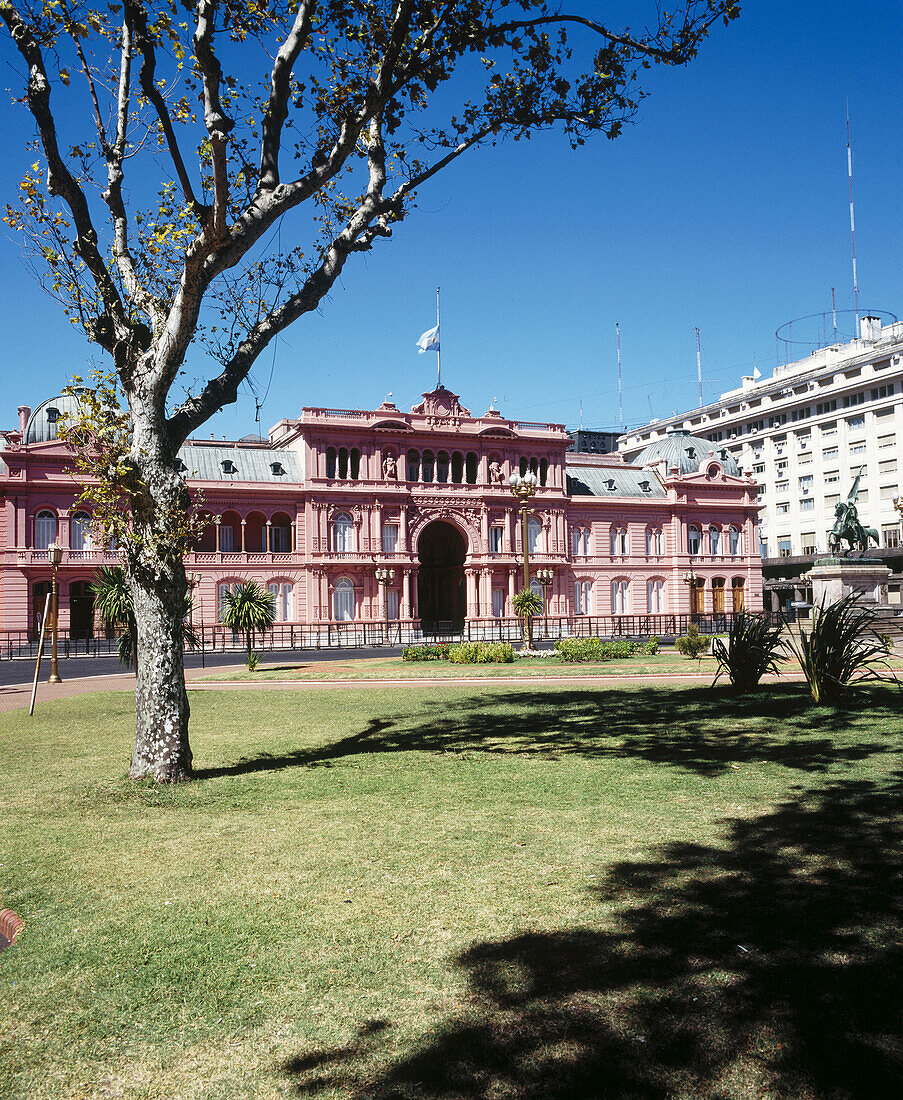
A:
[{"left": 0, "top": 611, "right": 791, "bottom": 660}]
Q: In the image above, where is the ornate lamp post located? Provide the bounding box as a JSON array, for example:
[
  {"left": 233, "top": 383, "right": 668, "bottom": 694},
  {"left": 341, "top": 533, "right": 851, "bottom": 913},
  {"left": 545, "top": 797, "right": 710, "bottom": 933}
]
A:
[
  {"left": 509, "top": 470, "right": 539, "bottom": 650},
  {"left": 375, "top": 566, "right": 395, "bottom": 639},
  {"left": 682, "top": 569, "right": 700, "bottom": 620},
  {"left": 535, "top": 567, "right": 554, "bottom": 637},
  {"left": 47, "top": 542, "right": 63, "bottom": 683}
]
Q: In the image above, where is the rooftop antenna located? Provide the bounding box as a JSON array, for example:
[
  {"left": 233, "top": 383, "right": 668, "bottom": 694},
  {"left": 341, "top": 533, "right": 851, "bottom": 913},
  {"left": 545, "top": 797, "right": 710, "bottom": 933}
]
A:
[
  {"left": 616, "top": 322, "right": 623, "bottom": 432},
  {"left": 831, "top": 287, "right": 837, "bottom": 338},
  {"left": 846, "top": 108, "right": 860, "bottom": 334},
  {"left": 695, "top": 327, "right": 703, "bottom": 407},
  {"left": 435, "top": 285, "right": 441, "bottom": 387}
]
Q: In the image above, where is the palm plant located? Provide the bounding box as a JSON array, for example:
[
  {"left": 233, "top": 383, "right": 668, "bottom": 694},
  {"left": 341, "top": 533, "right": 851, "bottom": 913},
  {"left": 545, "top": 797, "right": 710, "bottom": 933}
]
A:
[
  {"left": 220, "top": 581, "right": 276, "bottom": 669},
  {"left": 512, "top": 587, "right": 544, "bottom": 651},
  {"left": 91, "top": 566, "right": 199, "bottom": 668},
  {"left": 784, "top": 593, "right": 892, "bottom": 704},
  {"left": 711, "top": 609, "right": 784, "bottom": 692}
]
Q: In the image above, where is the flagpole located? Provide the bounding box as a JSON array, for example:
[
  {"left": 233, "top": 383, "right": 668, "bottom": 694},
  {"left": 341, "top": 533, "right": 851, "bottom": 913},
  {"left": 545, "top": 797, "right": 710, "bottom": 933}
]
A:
[{"left": 436, "top": 285, "right": 441, "bottom": 387}]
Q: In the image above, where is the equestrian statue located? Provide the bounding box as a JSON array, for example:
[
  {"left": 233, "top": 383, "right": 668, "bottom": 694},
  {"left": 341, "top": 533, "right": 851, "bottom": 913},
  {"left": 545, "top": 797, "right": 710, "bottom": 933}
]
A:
[{"left": 828, "top": 468, "right": 880, "bottom": 555}]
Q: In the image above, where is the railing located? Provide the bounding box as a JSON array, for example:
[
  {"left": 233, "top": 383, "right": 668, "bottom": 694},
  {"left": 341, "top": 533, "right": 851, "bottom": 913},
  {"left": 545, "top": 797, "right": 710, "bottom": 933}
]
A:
[{"left": 0, "top": 612, "right": 796, "bottom": 660}]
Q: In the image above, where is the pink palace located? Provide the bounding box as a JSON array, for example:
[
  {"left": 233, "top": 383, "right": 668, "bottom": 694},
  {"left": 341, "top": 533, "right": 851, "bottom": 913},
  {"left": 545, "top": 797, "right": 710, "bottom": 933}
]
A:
[{"left": 0, "top": 385, "right": 762, "bottom": 641}]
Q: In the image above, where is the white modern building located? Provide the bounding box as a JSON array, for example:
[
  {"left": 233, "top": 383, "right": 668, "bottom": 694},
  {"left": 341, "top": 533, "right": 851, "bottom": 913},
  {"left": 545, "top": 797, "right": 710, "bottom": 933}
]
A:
[{"left": 619, "top": 316, "right": 903, "bottom": 610}]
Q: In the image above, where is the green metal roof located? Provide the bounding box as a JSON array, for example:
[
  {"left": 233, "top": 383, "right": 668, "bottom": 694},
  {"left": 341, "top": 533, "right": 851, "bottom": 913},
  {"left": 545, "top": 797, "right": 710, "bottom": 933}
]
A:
[{"left": 565, "top": 465, "right": 666, "bottom": 498}]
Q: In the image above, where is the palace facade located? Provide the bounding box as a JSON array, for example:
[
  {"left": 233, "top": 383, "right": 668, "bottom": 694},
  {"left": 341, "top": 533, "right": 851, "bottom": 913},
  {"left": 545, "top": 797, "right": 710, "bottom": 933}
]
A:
[{"left": 1, "top": 385, "right": 762, "bottom": 638}]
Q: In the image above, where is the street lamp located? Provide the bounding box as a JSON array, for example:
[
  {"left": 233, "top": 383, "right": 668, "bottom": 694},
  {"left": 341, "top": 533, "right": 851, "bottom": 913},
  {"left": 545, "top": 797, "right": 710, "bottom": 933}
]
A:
[
  {"left": 535, "top": 567, "right": 554, "bottom": 637},
  {"left": 682, "top": 569, "right": 700, "bottom": 620},
  {"left": 47, "top": 542, "right": 63, "bottom": 683},
  {"left": 375, "top": 566, "right": 396, "bottom": 640},
  {"left": 509, "top": 470, "right": 539, "bottom": 650}
]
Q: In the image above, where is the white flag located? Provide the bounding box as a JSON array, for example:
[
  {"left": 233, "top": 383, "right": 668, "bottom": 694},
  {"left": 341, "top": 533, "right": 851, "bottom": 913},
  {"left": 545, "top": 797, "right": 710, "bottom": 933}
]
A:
[
  {"left": 416, "top": 324, "right": 440, "bottom": 353},
  {"left": 752, "top": 365, "right": 761, "bottom": 380}
]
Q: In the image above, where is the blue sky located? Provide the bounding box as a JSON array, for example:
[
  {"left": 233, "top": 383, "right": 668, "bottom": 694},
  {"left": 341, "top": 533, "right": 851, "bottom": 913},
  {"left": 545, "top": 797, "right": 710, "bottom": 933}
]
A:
[{"left": 1, "top": 1, "right": 901, "bottom": 439}]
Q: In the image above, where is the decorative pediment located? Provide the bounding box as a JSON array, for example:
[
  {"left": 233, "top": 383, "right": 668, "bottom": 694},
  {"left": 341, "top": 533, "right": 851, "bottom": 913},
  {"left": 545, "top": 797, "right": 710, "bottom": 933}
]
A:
[{"left": 411, "top": 386, "right": 471, "bottom": 426}]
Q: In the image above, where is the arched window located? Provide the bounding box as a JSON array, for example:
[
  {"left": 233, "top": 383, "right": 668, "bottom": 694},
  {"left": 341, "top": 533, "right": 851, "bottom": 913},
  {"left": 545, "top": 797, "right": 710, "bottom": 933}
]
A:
[
  {"left": 610, "top": 527, "right": 627, "bottom": 556},
  {"left": 332, "top": 512, "right": 354, "bottom": 553},
  {"left": 217, "top": 581, "right": 240, "bottom": 622},
  {"left": 270, "top": 512, "right": 292, "bottom": 553},
  {"left": 71, "top": 511, "right": 92, "bottom": 551},
  {"left": 218, "top": 510, "right": 240, "bottom": 552},
  {"left": 421, "top": 450, "right": 435, "bottom": 482},
  {"left": 687, "top": 525, "right": 701, "bottom": 556},
  {"left": 465, "top": 452, "right": 478, "bottom": 485},
  {"left": 611, "top": 579, "right": 629, "bottom": 614},
  {"left": 451, "top": 451, "right": 464, "bottom": 484},
  {"left": 35, "top": 510, "right": 57, "bottom": 550},
  {"left": 574, "top": 580, "right": 592, "bottom": 615},
  {"left": 728, "top": 525, "right": 741, "bottom": 556},
  {"left": 436, "top": 451, "right": 449, "bottom": 483},
  {"left": 268, "top": 582, "right": 293, "bottom": 621},
  {"left": 326, "top": 447, "right": 337, "bottom": 479},
  {"left": 527, "top": 517, "right": 542, "bottom": 555},
  {"left": 731, "top": 577, "right": 745, "bottom": 612},
  {"left": 529, "top": 457, "right": 539, "bottom": 476},
  {"left": 333, "top": 577, "right": 355, "bottom": 621},
  {"left": 530, "top": 577, "right": 543, "bottom": 607},
  {"left": 711, "top": 577, "right": 726, "bottom": 613},
  {"left": 647, "top": 578, "right": 664, "bottom": 614},
  {"left": 519, "top": 457, "right": 528, "bottom": 477},
  {"left": 646, "top": 528, "right": 663, "bottom": 556},
  {"left": 573, "top": 527, "right": 589, "bottom": 557},
  {"left": 338, "top": 447, "right": 349, "bottom": 479},
  {"left": 709, "top": 525, "right": 721, "bottom": 556},
  {"left": 350, "top": 448, "right": 360, "bottom": 480},
  {"left": 539, "top": 458, "right": 549, "bottom": 486},
  {"left": 407, "top": 449, "right": 420, "bottom": 482}
]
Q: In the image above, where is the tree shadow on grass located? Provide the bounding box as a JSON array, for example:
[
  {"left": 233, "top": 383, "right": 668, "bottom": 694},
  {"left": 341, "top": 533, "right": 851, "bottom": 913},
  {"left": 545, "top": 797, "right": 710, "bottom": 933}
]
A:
[
  {"left": 195, "top": 683, "right": 900, "bottom": 780},
  {"left": 281, "top": 773, "right": 903, "bottom": 1099}
]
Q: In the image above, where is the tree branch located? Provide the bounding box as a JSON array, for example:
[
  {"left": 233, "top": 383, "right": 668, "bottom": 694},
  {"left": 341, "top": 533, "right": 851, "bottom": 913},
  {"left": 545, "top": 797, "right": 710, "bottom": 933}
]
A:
[
  {"left": 193, "top": 0, "right": 233, "bottom": 239},
  {"left": 258, "top": 0, "right": 316, "bottom": 189}
]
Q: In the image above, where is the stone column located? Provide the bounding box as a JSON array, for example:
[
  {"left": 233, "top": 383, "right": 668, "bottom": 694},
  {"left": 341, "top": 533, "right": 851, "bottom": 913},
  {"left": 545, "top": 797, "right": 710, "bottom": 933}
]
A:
[
  {"left": 465, "top": 569, "right": 478, "bottom": 618},
  {"left": 214, "top": 515, "right": 222, "bottom": 553},
  {"left": 508, "top": 567, "right": 517, "bottom": 611},
  {"left": 265, "top": 520, "right": 272, "bottom": 553},
  {"left": 399, "top": 508, "right": 408, "bottom": 552},
  {"left": 240, "top": 520, "right": 247, "bottom": 553}
]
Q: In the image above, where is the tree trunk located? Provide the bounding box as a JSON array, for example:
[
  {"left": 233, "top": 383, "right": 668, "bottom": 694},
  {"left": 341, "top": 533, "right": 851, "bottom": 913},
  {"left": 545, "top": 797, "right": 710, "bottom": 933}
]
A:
[
  {"left": 129, "top": 554, "right": 192, "bottom": 780},
  {"left": 124, "top": 411, "right": 194, "bottom": 781}
]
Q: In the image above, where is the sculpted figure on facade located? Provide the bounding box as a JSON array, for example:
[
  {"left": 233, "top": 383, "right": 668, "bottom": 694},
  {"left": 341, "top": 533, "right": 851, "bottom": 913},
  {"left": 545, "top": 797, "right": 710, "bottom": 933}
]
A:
[
  {"left": 488, "top": 460, "right": 506, "bottom": 486},
  {"left": 382, "top": 452, "right": 397, "bottom": 481}
]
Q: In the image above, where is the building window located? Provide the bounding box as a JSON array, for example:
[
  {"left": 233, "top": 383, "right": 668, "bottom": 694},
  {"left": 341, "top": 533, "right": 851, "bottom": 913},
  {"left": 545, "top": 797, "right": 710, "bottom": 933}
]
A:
[
  {"left": 527, "top": 518, "right": 542, "bottom": 555},
  {"left": 268, "top": 582, "right": 293, "bottom": 622},
  {"left": 436, "top": 451, "right": 449, "bottom": 483},
  {"left": 270, "top": 514, "right": 292, "bottom": 552},
  {"left": 775, "top": 481, "right": 789, "bottom": 494},
  {"left": 217, "top": 581, "right": 241, "bottom": 621},
  {"left": 731, "top": 577, "right": 745, "bottom": 612},
  {"left": 801, "top": 533, "right": 817, "bottom": 554},
  {"left": 850, "top": 442, "right": 866, "bottom": 455},
  {"left": 71, "top": 511, "right": 92, "bottom": 551},
  {"left": 709, "top": 525, "right": 721, "bottom": 555},
  {"left": 610, "top": 527, "right": 628, "bottom": 556},
  {"left": 646, "top": 578, "right": 664, "bottom": 614},
  {"left": 882, "top": 525, "right": 901, "bottom": 548},
  {"left": 407, "top": 449, "right": 420, "bottom": 482},
  {"left": 382, "top": 524, "right": 398, "bottom": 554},
  {"left": 687, "top": 525, "right": 701, "bottom": 556},
  {"left": 646, "top": 528, "right": 663, "bottom": 556},
  {"left": 332, "top": 512, "right": 354, "bottom": 553},
  {"left": 421, "top": 450, "right": 435, "bottom": 482},
  {"left": 846, "top": 414, "right": 865, "bottom": 430},
  {"left": 489, "top": 526, "right": 504, "bottom": 554},
  {"left": 824, "top": 471, "right": 839, "bottom": 484},
  {"left": 492, "top": 588, "right": 506, "bottom": 617},
  {"left": 219, "top": 523, "right": 234, "bottom": 552},
  {"left": 878, "top": 434, "right": 895, "bottom": 450},
  {"left": 34, "top": 510, "right": 57, "bottom": 550},
  {"left": 333, "top": 577, "right": 355, "bottom": 621},
  {"left": 728, "top": 526, "right": 740, "bottom": 556},
  {"left": 574, "top": 580, "right": 592, "bottom": 615},
  {"left": 572, "top": 527, "right": 589, "bottom": 556},
  {"left": 879, "top": 458, "right": 897, "bottom": 474},
  {"left": 386, "top": 589, "right": 400, "bottom": 620},
  {"left": 777, "top": 503, "right": 790, "bottom": 514},
  {"left": 799, "top": 475, "right": 813, "bottom": 492},
  {"left": 611, "top": 579, "right": 628, "bottom": 614},
  {"left": 778, "top": 537, "right": 792, "bottom": 558},
  {"left": 465, "top": 452, "right": 478, "bottom": 485},
  {"left": 711, "top": 577, "right": 726, "bottom": 613},
  {"left": 800, "top": 498, "right": 815, "bottom": 511}
]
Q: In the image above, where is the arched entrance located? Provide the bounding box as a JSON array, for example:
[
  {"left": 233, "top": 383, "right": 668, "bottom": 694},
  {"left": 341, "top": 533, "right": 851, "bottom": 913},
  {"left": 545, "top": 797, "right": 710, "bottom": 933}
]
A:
[{"left": 417, "top": 520, "right": 467, "bottom": 631}]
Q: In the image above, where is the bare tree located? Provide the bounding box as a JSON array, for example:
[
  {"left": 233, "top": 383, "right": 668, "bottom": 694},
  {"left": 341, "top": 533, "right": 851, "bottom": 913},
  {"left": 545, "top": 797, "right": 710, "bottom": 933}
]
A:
[{"left": 1, "top": 0, "right": 739, "bottom": 780}]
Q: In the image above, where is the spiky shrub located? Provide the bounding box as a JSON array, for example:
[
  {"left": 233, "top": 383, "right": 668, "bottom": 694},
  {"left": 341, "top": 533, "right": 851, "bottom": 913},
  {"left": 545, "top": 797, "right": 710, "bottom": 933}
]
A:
[
  {"left": 92, "top": 566, "right": 199, "bottom": 668},
  {"left": 784, "top": 594, "right": 892, "bottom": 704},
  {"left": 711, "top": 610, "right": 784, "bottom": 692},
  {"left": 220, "top": 582, "right": 276, "bottom": 669}
]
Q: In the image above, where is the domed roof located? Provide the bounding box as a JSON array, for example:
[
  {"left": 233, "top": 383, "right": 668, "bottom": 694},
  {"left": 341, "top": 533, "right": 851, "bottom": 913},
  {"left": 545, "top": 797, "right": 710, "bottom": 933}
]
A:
[
  {"left": 636, "top": 428, "right": 739, "bottom": 476},
  {"left": 24, "top": 391, "right": 86, "bottom": 445}
]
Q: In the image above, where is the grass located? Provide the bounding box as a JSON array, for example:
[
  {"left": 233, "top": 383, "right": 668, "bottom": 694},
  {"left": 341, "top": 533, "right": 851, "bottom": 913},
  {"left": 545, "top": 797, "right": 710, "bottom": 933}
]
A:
[
  {"left": 200, "top": 650, "right": 724, "bottom": 681},
  {"left": 1, "top": 681, "right": 901, "bottom": 1099}
]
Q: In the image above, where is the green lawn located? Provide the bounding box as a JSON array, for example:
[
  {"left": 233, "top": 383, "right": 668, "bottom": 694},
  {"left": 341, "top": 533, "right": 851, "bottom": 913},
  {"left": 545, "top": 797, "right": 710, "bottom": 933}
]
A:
[
  {"left": 201, "top": 650, "right": 725, "bottom": 680},
  {"left": 1, "top": 682, "right": 901, "bottom": 1099}
]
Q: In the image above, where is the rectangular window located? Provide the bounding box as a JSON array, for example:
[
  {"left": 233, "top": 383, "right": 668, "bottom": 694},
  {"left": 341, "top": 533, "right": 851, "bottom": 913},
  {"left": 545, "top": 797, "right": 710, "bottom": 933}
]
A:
[
  {"left": 883, "top": 525, "right": 901, "bottom": 548},
  {"left": 492, "top": 588, "right": 506, "bottom": 617},
  {"left": 574, "top": 580, "right": 592, "bottom": 615},
  {"left": 801, "top": 533, "right": 817, "bottom": 554},
  {"left": 778, "top": 537, "right": 792, "bottom": 557},
  {"left": 850, "top": 442, "right": 866, "bottom": 454},
  {"left": 800, "top": 498, "right": 815, "bottom": 511},
  {"left": 816, "top": 400, "right": 837, "bottom": 415},
  {"left": 646, "top": 579, "right": 664, "bottom": 614},
  {"left": 489, "top": 526, "right": 504, "bottom": 554},
  {"left": 799, "top": 475, "right": 813, "bottom": 491},
  {"left": 823, "top": 447, "right": 839, "bottom": 459},
  {"left": 846, "top": 414, "right": 865, "bottom": 429},
  {"left": 381, "top": 524, "right": 398, "bottom": 554},
  {"left": 752, "top": 463, "right": 765, "bottom": 475},
  {"left": 219, "top": 525, "right": 234, "bottom": 552},
  {"left": 825, "top": 494, "right": 840, "bottom": 507},
  {"left": 879, "top": 458, "right": 897, "bottom": 474},
  {"left": 776, "top": 481, "right": 789, "bottom": 494},
  {"left": 871, "top": 384, "right": 894, "bottom": 400},
  {"left": 777, "top": 503, "right": 790, "bottom": 513},
  {"left": 842, "top": 391, "right": 865, "bottom": 408},
  {"left": 880, "top": 485, "right": 898, "bottom": 501},
  {"left": 799, "top": 454, "right": 812, "bottom": 466},
  {"left": 824, "top": 471, "right": 839, "bottom": 483},
  {"left": 878, "top": 434, "right": 896, "bottom": 449}
]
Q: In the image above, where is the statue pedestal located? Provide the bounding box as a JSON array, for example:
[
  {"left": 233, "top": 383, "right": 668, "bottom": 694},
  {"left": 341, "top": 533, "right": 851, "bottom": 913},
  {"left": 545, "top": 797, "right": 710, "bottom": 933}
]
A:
[{"left": 806, "top": 557, "right": 892, "bottom": 607}]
